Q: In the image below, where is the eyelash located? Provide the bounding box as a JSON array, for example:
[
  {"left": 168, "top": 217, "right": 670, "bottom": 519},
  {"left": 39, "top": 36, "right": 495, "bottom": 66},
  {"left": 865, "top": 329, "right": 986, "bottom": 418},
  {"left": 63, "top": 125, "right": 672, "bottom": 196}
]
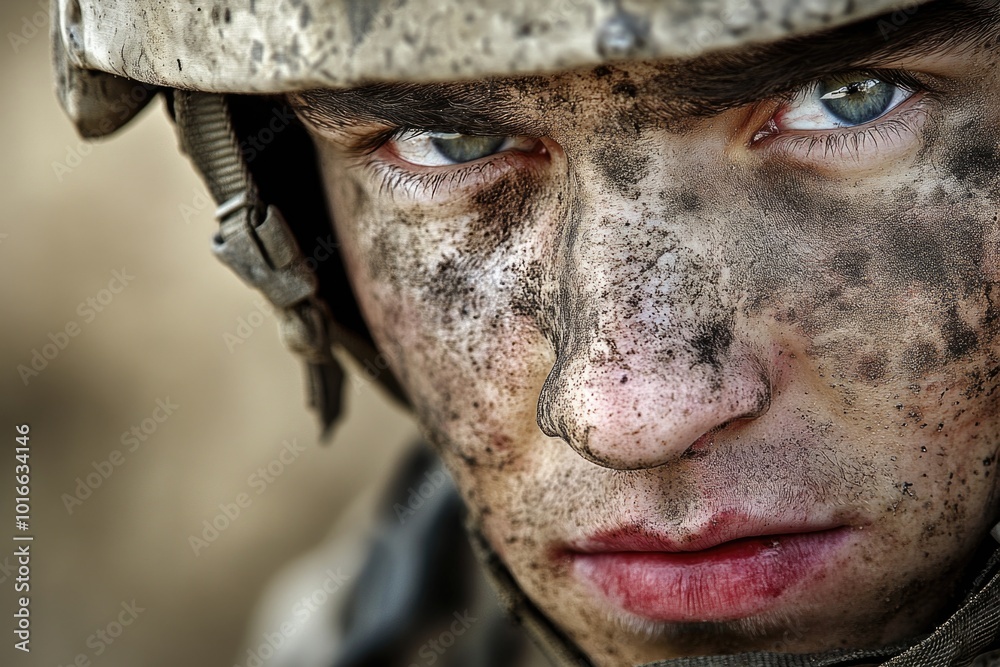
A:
[
  {"left": 372, "top": 156, "right": 494, "bottom": 197},
  {"left": 358, "top": 130, "right": 546, "bottom": 196},
  {"left": 761, "top": 98, "right": 931, "bottom": 160},
  {"left": 355, "top": 127, "right": 408, "bottom": 156},
  {"left": 785, "top": 109, "right": 927, "bottom": 158},
  {"left": 364, "top": 145, "right": 533, "bottom": 197}
]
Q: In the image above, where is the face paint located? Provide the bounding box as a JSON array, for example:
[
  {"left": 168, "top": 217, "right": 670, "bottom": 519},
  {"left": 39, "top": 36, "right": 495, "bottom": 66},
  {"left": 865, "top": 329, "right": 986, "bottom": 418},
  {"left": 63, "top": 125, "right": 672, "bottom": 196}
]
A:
[{"left": 293, "top": 41, "right": 1000, "bottom": 664}]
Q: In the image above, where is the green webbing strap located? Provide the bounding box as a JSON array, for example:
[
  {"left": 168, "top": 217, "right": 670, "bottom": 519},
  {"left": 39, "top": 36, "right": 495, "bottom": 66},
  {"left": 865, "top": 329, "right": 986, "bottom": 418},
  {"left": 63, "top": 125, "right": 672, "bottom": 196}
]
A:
[
  {"left": 172, "top": 91, "right": 344, "bottom": 436},
  {"left": 173, "top": 92, "right": 254, "bottom": 208},
  {"left": 642, "top": 642, "right": 910, "bottom": 667}
]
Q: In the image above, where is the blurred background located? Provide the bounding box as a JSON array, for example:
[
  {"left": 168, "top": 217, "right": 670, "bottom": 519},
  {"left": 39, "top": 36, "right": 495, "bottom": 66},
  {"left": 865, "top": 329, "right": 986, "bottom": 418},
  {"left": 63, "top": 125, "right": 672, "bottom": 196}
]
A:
[{"left": 1, "top": 3, "right": 418, "bottom": 666}]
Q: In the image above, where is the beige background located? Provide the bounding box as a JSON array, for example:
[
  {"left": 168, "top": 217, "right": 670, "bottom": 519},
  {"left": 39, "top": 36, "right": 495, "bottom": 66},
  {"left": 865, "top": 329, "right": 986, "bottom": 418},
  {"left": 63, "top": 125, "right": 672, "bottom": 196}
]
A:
[{"left": 1, "top": 3, "right": 418, "bottom": 666}]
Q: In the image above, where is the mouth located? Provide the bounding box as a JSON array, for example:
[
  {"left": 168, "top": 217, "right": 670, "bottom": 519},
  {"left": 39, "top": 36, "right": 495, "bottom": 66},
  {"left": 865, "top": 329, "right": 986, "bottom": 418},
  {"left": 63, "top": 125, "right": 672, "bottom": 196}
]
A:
[{"left": 564, "top": 516, "right": 856, "bottom": 623}]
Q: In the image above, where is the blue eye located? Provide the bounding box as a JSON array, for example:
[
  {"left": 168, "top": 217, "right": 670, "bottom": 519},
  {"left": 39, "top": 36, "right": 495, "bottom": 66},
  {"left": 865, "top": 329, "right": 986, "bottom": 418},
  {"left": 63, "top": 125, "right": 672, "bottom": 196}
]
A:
[
  {"left": 430, "top": 134, "right": 506, "bottom": 163},
  {"left": 391, "top": 131, "right": 538, "bottom": 167},
  {"left": 819, "top": 76, "right": 897, "bottom": 126},
  {"left": 778, "top": 73, "right": 914, "bottom": 131},
  {"left": 393, "top": 131, "right": 508, "bottom": 166}
]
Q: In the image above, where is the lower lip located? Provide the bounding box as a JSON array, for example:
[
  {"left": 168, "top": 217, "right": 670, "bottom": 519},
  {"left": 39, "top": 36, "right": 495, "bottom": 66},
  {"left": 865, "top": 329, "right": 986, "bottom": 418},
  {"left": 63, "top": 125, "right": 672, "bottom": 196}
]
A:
[{"left": 571, "top": 529, "right": 850, "bottom": 622}]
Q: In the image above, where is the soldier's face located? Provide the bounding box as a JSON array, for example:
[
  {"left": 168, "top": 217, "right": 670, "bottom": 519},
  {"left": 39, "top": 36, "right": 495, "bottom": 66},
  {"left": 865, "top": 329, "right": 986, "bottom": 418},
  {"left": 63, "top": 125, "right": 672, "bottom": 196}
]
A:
[{"left": 293, "top": 5, "right": 1000, "bottom": 663}]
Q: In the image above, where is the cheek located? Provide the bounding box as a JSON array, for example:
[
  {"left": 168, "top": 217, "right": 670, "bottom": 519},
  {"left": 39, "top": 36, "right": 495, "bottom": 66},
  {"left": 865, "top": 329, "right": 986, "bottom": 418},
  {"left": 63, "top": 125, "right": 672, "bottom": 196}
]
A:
[
  {"left": 733, "top": 158, "right": 1000, "bottom": 387},
  {"left": 322, "top": 148, "right": 566, "bottom": 479},
  {"left": 723, "top": 149, "right": 1000, "bottom": 534}
]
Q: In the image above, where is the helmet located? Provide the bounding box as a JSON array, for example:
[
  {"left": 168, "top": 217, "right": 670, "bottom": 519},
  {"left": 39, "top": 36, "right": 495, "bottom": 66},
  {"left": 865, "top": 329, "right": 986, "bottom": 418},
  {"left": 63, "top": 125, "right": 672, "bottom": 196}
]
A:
[
  {"left": 54, "top": 0, "right": 911, "bottom": 101},
  {"left": 51, "top": 2, "right": 1000, "bottom": 665}
]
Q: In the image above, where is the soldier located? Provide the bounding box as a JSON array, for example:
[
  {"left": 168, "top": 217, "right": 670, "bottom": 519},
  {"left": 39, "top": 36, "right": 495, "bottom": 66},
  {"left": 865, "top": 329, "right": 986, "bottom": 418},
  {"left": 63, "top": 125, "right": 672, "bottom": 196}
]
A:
[{"left": 53, "top": 0, "right": 1000, "bottom": 665}]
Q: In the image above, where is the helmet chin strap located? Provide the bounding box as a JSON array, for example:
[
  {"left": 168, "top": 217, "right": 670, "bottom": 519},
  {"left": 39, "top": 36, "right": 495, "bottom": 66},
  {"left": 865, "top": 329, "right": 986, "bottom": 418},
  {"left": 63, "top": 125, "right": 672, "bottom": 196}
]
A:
[
  {"left": 172, "top": 91, "right": 344, "bottom": 437},
  {"left": 469, "top": 517, "right": 1000, "bottom": 667}
]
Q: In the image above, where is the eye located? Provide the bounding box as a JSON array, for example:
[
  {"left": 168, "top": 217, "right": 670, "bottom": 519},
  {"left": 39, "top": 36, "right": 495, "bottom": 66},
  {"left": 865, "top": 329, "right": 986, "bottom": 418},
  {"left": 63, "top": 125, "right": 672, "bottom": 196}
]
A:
[
  {"left": 391, "top": 131, "right": 537, "bottom": 167},
  {"left": 776, "top": 73, "right": 915, "bottom": 131}
]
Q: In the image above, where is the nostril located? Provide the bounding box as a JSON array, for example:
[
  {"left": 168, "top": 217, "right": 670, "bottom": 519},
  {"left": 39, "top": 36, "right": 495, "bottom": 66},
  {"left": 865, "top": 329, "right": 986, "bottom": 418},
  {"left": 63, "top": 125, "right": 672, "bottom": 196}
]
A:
[
  {"left": 687, "top": 416, "right": 761, "bottom": 456},
  {"left": 744, "top": 372, "right": 773, "bottom": 419},
  {"left": 535, "top": 373, "right": 565, "bottom": 440},
  {"left": 686, "top": 375, "right": 772, "bottom": 456},
  {"left": 536, "top": 409, "right": 562, "bottom": 440}
]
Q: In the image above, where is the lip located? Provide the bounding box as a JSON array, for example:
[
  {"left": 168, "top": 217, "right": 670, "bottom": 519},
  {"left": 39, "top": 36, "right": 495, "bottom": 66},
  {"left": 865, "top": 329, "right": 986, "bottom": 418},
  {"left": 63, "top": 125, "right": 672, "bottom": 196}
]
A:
[{"left": 566, "top": 515, "right": 855, "bottom": 622}]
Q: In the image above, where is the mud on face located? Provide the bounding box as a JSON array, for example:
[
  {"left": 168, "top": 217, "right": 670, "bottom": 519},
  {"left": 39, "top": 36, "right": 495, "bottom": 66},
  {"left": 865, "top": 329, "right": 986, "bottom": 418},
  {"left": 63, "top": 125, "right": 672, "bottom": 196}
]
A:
[{"left": 297, "top": 51, "right": 1000, "bottom": 663}]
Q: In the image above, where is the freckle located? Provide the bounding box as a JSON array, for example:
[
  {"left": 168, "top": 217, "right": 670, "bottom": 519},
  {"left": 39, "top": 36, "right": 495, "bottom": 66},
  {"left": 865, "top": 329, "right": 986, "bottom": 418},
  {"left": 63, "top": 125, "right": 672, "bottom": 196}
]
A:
[
  {"left": 677, "top": 190, "right": 701, "bottom": 212},
  {"left": 901, "top": 342, "right": 939, "bottom": 378},
  {"left": 857, "top": 354, "right": 886, "bottom": 382},
  {"left": 942, "top": 305, "right": 978, "bottom": 359}
]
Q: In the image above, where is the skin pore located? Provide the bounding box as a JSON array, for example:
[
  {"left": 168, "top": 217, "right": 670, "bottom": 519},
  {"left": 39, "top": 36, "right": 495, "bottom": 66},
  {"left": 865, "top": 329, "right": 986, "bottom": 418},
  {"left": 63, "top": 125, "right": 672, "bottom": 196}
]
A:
[{"left": 291, "top": 2, "right": 1000, "bottom": 663}]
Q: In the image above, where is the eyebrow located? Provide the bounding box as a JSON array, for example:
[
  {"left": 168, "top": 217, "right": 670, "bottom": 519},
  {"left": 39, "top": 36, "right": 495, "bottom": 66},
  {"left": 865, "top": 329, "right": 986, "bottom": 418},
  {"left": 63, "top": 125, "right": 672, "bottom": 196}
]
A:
[
  {"left": 292, "top": 80, "right": 534, "bottom": 137},
  {"left": 292, "top": 0, "right": 999, "bottom": 132}
]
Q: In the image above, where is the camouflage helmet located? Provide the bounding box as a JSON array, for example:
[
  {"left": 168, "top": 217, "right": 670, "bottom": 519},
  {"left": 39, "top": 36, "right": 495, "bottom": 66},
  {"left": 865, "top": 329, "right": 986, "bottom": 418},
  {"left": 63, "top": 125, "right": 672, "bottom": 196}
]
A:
[{"left": 53, "top": 0, "right": 918, "bottom": 130}]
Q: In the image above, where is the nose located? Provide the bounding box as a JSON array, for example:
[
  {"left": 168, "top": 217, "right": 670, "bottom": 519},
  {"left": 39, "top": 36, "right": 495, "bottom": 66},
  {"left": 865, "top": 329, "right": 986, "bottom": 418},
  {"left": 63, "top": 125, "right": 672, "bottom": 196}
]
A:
[
  {"left": 535, "top": 207, "right": 772, "bottom": 470},
  {"left": 537, "top": 333, "right": 772, "bottom": 469}
]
